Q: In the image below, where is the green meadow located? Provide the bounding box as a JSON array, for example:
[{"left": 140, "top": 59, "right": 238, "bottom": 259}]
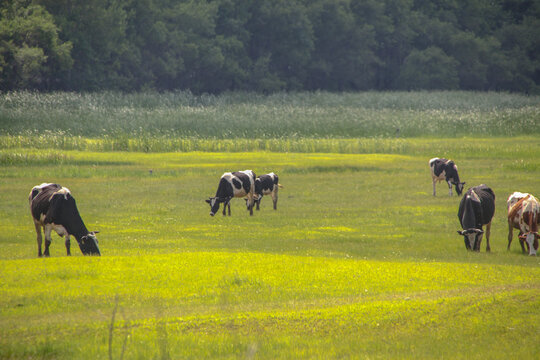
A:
[{"left": 0, "top": 92, "right": 539, "bottom": 359}]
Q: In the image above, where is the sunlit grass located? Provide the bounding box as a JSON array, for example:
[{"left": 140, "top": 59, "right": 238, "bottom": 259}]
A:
[{"left": 1, "top": 252, "right": 538, "bottom": 359}]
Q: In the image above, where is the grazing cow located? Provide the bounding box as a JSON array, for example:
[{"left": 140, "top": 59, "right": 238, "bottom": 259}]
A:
[
  {"left": 507, "top": 192, "right": 539, "bottom": 256},
  {"left": 429, "top": 158, "right": 465, "bottom": 196},
  {"left": 206, "top": 170, "right": 255, "bottom": 216},
  {"left": 245, "top": 172, "right": 282, "bottom": 210},
  {"left": 457, "top": 184, "right": 495, "bottom": 252},
  {"left": 29, "top": 183, "right": 100, "bottom": 257}
]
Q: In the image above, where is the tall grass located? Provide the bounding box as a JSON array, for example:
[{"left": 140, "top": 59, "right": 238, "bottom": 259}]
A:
[{"left": 1, "top": 91, "right": 538, "bottom": 138}]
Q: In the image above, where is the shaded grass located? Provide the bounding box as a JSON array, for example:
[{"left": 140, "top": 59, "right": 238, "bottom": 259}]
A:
[{"left": 1, "top": 147, "right": 539, "bottom": 263}]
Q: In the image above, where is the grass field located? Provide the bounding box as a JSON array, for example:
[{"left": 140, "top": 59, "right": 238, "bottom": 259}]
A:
[{"left": 0, "top": 92, "right": 539, "bottom": 359}]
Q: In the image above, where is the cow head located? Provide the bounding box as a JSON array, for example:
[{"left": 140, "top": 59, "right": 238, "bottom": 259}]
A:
[
  {"left": 79, "top": 231, "right": 100, "bottom": 256},
  {"left": 206, "top": 197, "right": 220, "bottom": 216},
  {"left": 455, "top": 182, "right": 466, "bottom": 196},
  {"left": 519, "top": 232, "right": 539, "bottom": 256},
  {"left": 206, "top": 197, "right": 231, "bottom": 216},
  {"left": 457, "top": 228, "right": 483, "bottom": 251},
  {"left": 245, "top": 195, "right": 261, "bottom": 210}
]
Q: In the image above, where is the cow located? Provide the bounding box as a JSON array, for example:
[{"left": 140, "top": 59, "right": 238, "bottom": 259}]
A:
[
  {"left": 429, "top": 158, "right": 465, "bottom": 196},
  {"left": 507, "top": 192, "right": 539, "bottom": 256},
  {"left": 245, "top": 172, "right": 282, "bottom": 211},
  {"left": 206, "top": 170, "right": 256, "bottom": 216},
  {"left": 457, "top": 184, "right": 495, "bottom": 252},
  {"left": 29, "top": 183, "right": 100, "bottom": 257}
]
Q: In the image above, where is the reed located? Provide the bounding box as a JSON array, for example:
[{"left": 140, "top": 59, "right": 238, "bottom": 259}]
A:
[{"left": 1, "top": 91, "right": 538, "bottom": 138}]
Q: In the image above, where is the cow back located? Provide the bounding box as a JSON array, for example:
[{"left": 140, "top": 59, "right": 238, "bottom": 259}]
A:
[
  {"left": 231, "top": 171, "right": 254, "bottom": 194},
  {"left": 521, "top": 196, "right": 540, "bottom": 233},
  {"left": 475, "top": 185, "right": 495, "bottom": 225},
  {"left": 458, "top": 192, "right": 480, "bottom": 229},
  {"left": 458, "top": 185, "right": 495, "bottom": 229},
  {"left": 430, "top": 158, "right": 447, "bottom": 177},
  {"left": 255, "top": 173, "right": 278, "bottom": 195},
  {"left": 52, "top": 190, "right": 89, "bottom": 239},
  {"left": 215, "top": 175, "right": 235, "bottom": 199},
  {"left": 30, "top": 183, "right": 62, "bottom": 221}
]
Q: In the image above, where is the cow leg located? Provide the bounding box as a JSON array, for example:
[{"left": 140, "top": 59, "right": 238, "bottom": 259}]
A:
[
  {"left": 519, "top": 232, "right": 527, "bottom": 253},
  {"left": 464, "top": 236, "right": 471, "bottom": 250},
  {"left": 474, "top": 233, "right": 482, "bottom": 252},
  {"left": 256, "top": 197, "right": 260, "bottom": 211},
  {"left": 447, "top": 180, "right": 453, "bottom": 196},
  {"left": 34, "top": 221, "right": 43, "bottom": 257},
  {"left": 222, "top": 201, "right": 227, "bottom": 216},
  {"left": 43, "top": 225, "right": 53, "bottom": 257},
  {"left": 65, "top": 235, "right": 71, "bottom": 256},
  {"left": 249, "top": 195, "right": 254, "bottom": 216},
  {"left": 272, "top": 190, "right": 278, "bottom": 210},
  {"left": 507, "top": 221, "right": 513, "bottom": 251},
  {"left": 227, "top": 201, "right": 231, "bottom": 216},
  {"left": 485, "top": 222, "right": 491, "bottom": 252},
  {"left": 432, "top": 179, "right": 437, "bottom": 196}
]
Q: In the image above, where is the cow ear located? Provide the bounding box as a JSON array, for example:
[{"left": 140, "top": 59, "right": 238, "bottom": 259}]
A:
[
  {"left": 457, "top": 230, "right": 464, "bottom": 235},
  {"left": 91, "top": 231, "right": 100, "bottom": 234},
  {"left": 477, "top": 230, "right": 484, "bottom": 234},
  {"left": 205, "top": 199, "right": 211, "bottom": 204}
]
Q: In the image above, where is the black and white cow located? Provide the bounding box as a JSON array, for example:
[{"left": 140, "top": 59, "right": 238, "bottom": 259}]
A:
[
  {"left": 29, "top": 183, "right": 100, "bottom": 257},
  {"left": 429, "top": 158, "right": 465, "bottom": 196},
  {"left": 245, "top": 172, "right": 281, "bottom": 211},
  {"left": 457, "top": 184, "right": 495, "bottom": 252},
  {"left": 206, "top": 170, "right": 256, "bottom": 216}
]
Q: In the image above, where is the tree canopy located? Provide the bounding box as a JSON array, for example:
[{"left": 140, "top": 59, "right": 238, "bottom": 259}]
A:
[{"left": 1, "top": 0, "right": 539, "bottom": 93}]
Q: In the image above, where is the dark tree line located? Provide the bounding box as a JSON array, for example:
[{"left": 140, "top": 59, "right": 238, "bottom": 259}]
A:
[{"left": 1, "top": 0, "right": 539, "bottom": 93}]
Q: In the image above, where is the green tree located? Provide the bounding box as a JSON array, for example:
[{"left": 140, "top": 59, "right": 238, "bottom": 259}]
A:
[
  {"left": 447, "top": 31, "right": 491, "bottom": 90},
  {"left": 247, "top": 0, "right": 314, "bottom": 91},
  {"left": 376, "top": 0, "right": 417, "bottom": 89},
  {"left": 491, "top": 9, "right": 540, "bottom": 92},
  {"left": 397, "top": 46, "right": 459, "bottom": 90},
  {"left": 39, "top": 0, "right": 134, "bottom": 90},
  {"left": 305, "top": 0, "right": 380, "bottom": 90},
  {"left": 0, "top": 1, "right": 72, "bottom": 90},
  {"left": 2, "top": 0, "right": 537, "bottom": 93}
]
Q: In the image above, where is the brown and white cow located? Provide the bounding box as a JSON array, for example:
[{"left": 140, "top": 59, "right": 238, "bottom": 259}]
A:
[
  {"left": 29, "top": 183, "right": 100, "bottom": 257},
  {"left": 507, "top": 192, "right": 540, "bottom": 256}
]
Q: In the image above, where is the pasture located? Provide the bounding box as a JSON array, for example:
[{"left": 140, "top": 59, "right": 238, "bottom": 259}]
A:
[{"left": 0, "top": 91, "right": 539, "bottom": 359}]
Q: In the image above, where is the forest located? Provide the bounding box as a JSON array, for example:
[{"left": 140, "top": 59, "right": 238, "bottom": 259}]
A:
[{"left": 1, "top": 0, "right": 539, "bottom": 93}]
